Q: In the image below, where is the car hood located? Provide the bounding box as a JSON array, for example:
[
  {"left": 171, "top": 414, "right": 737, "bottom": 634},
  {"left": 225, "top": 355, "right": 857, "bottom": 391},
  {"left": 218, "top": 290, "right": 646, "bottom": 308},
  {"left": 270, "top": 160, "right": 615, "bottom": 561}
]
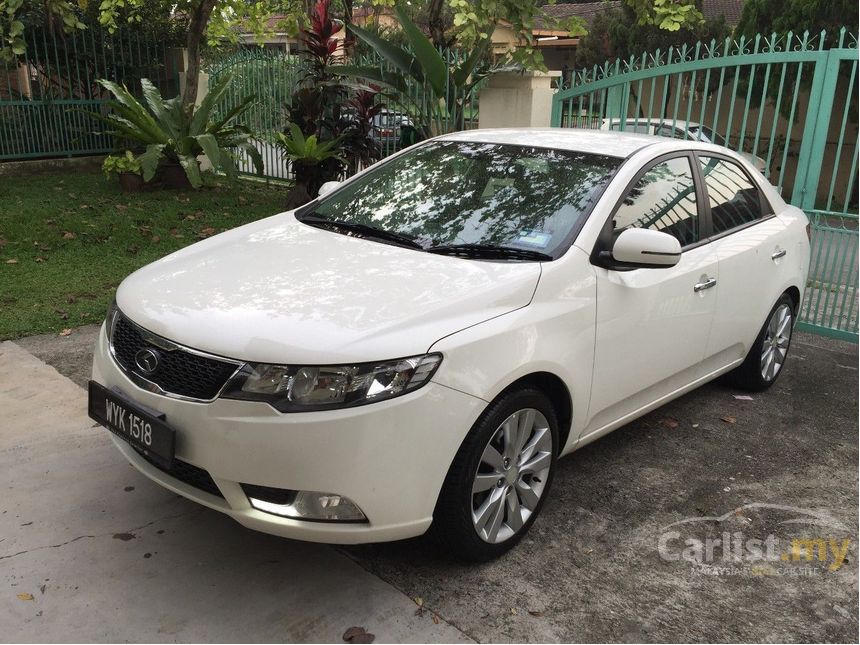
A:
[{"left": 116, "top": 212, "right": 542, "bottom": 364}]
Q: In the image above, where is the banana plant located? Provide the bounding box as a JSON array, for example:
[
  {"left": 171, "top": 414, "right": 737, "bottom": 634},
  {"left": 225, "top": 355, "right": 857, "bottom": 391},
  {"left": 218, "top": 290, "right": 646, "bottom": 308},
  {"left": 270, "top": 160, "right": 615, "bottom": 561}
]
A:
[
  {"left": 330, "top": 4, "right": 494, "bottom": 138},
  {"left": 85, "top": 73, "right": 263, "bottom": 188}
]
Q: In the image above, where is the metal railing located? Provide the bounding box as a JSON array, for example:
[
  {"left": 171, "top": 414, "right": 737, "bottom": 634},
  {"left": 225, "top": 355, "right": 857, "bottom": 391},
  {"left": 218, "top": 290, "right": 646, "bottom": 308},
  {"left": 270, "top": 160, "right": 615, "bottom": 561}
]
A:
[{"left": 0, "top": 20, "right": 180, "bottom": 161}]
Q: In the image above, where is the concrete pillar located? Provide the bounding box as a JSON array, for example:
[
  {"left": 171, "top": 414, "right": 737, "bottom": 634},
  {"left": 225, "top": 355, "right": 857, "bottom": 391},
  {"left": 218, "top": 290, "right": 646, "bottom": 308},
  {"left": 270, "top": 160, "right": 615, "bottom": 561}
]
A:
[
  {"left": 171, "top": 48, "right": 208, "bottom": 106},
  {"left": 478, "top": 70, "right": 562, "bottom": 129}
]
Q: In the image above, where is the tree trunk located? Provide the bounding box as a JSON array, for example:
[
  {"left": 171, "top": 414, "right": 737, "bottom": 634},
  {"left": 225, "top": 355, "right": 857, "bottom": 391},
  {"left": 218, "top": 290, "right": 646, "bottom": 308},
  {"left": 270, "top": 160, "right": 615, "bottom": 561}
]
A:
[
  {"left": 181, "top": 0, "right": 217, "bottom": 112},
  {"left": 427, "top": 0, "right": 447, "bottom": 49},
  {"left": 342, "top": 0, "right": 354, "bottom": 53}
]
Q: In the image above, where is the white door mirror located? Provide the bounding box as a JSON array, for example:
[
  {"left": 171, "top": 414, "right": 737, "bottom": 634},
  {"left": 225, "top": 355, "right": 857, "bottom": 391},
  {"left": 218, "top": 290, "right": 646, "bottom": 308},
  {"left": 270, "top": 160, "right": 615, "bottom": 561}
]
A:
[
  {"left": 611, "top": 228, "right": 682, "bottom": 268},
  {"left": 317, "top": 181, "right": 341, "bottom": 198}
]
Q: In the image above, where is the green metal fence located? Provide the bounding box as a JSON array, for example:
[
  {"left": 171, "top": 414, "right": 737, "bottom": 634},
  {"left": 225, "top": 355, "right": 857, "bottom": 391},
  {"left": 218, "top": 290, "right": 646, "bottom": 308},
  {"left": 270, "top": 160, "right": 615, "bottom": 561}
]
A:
[
  {"left": 207, "top": 47, "right": 481, "bottom": 180},
  {"left": 0, "top": 23, "right": 179, "bottom": 160},
  {"left": 552, "top": 28, "right": 859, "bottom": 341},
  {"left": 207, "top": 49, "right": 305, "bottom": 180}
]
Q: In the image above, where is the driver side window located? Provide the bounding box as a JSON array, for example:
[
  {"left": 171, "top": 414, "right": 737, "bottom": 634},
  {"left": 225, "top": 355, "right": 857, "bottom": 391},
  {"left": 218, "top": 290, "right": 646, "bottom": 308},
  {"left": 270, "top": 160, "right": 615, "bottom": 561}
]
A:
[{"left": 613, "top": 157, "right": 700, "bottom": 248}]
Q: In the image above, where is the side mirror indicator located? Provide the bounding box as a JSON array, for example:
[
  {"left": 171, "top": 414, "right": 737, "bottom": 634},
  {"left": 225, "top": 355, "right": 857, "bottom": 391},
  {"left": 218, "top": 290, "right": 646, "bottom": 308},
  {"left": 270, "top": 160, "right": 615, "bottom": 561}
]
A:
[{"left": 609, "top": 228, "right": 682, "bottom": 269}]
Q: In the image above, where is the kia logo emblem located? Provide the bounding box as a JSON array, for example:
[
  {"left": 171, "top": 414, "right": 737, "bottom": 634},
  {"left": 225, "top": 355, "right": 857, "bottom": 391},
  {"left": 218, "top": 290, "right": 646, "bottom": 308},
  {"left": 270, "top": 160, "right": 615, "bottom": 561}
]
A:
[{"left": 134, "top": 348, "right": 161, "bottom": 375}]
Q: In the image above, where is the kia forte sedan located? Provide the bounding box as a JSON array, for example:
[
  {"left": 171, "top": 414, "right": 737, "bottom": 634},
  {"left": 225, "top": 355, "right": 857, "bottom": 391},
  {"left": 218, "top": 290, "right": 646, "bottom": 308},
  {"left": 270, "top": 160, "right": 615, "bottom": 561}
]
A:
[{"left": 89, "top": 128, "right": 809, "bottom": 560}]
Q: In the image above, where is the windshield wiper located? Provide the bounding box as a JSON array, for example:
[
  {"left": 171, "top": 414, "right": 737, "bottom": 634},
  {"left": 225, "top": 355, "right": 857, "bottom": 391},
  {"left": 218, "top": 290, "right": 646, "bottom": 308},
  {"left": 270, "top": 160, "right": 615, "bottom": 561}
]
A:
[
  {"left": 425, "top": 243, "right": 552, "bottom": 261},
  {"left": 300, "top": 215, "right": 423, "bottom": 250}
]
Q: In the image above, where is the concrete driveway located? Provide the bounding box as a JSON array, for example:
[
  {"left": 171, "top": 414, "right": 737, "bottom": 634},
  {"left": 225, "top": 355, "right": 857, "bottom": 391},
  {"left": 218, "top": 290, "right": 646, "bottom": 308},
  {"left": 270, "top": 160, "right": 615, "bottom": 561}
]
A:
[{"left": 2, "top": 326, "right": 858, "bottom": 643}]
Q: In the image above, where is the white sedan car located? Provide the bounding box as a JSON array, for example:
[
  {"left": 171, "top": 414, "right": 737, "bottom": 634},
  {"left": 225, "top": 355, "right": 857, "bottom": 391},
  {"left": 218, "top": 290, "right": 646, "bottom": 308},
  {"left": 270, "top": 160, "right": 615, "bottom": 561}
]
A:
[{"left": 89, "top": 129, "right": 809, "bottom": 561}]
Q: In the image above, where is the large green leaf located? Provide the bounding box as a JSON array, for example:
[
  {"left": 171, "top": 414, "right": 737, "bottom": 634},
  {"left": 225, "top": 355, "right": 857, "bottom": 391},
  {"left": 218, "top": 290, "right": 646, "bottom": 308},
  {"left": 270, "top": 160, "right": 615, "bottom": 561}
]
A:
[
  {"left": 346, "top": 23, "right": 420, "bottom": 82},
  {"left": 96, "top": 80, "right": 164, "bottom": 143},
  {"left": 191, "top": 72, "right": 234, "bottom": 136},
  {"left": 138, "top": 144, "right": 166, "bottom": 182},
  {"left": 453, "top": 37, "right": 492, "bottom": 87},
  {"left": 243, "top": 142, "right": 264, "bottom": 176},
  {"left": 394, "top": 4, "right": 446, "bottom": 97},
  {"left": 75, "top": 108, "right": 151, "bottom": 143},
  {"left": 209, "top": 94, "right": 257, "bottom": 134},
  {"left": 219, "top": 149, "right": 239, "bottom": 180},
  {"left": 140, "top": 78, "right": 178, "bottom": 141},
  {"left": 178, "top": 154, "right": 203, "bottom": 188},
  {"left": 194, "top": 133, "right": 221, "bottom": 169},
  {"left": 329, "top": 65, "right": 410, "bottom": 94}
]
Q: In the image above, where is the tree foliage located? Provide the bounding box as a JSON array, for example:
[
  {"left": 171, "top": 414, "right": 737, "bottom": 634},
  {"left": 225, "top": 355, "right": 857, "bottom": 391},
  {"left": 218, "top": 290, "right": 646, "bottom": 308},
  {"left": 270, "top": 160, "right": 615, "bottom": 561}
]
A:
[
  {"left": 575, "top": 1, "right": 729, "bottom": 69},
  {"left": 735, "top": 0, "right": 858, "bottom": 43},
  {"left": 625, "top": 0, "right": 703, "bottom": 32},
  {"left": 1, "top": 0, "right": 302, "bottom": 107}
]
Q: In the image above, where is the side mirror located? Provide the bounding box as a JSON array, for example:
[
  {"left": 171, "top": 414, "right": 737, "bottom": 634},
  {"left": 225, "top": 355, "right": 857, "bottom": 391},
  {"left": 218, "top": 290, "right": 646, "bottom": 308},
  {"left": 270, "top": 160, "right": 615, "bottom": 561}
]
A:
[
  {"left": 608, "top": 228, "right": 681, "bottom": 269},
  {"left": 317, "top": 181, "right": 341, "bottom": 198}
]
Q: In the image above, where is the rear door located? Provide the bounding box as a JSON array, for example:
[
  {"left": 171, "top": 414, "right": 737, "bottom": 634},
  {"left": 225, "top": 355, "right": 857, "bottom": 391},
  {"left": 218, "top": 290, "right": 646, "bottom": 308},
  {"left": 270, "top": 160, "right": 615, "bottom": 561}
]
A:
[
  {"left": 696, "top": 154, "right": 796, "bottom": 363},
  {"left": 584, "top": 153, "right": 720, "bottom": 434}
]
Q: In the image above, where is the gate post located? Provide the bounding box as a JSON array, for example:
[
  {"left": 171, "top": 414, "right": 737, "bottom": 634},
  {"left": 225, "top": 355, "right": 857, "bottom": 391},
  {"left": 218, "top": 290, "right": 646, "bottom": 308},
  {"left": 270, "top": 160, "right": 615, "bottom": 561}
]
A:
[
  {"left": 478, "top": 71, "right": 562, "bottom": 129},
  {"left": 791, "top": 48, "right": 842, "bottom": 210}
]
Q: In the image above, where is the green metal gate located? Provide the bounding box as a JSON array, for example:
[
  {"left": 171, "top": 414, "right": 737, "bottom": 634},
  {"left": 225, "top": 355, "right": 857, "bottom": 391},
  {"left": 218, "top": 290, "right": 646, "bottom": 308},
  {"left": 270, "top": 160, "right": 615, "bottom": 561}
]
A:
[
  {"left": 207, "top": 49, "right": 306, "bottom": 180},
  {"left": 552, "top": 28, "right": 859, "bottom": 341},
  {"left": 0, "top": 23, "right": 180, "bottom": 161}
]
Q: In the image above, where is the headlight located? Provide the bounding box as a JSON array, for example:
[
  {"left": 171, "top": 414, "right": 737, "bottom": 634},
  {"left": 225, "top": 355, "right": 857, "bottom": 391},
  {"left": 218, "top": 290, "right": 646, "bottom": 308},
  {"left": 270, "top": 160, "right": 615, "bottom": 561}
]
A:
[{"left": 221, "top": 353, "right": 442, "bottom": 411}]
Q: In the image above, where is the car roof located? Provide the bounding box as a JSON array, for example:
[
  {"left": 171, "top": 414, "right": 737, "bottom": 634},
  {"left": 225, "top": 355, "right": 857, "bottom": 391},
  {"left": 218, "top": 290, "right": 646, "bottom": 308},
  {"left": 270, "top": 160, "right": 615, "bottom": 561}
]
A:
[
  {"left": 605, "top": 118, "right": 703, "bottom": 128},
  {"left": 438, "top": 128, "right": 661, "bottom": 158}
]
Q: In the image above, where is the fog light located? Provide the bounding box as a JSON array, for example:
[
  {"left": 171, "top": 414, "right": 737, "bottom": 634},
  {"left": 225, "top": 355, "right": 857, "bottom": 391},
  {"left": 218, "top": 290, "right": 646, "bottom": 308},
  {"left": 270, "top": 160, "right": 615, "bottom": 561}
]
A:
[{"left": 243, "top": 484, "right": 366, "bottom": 522}]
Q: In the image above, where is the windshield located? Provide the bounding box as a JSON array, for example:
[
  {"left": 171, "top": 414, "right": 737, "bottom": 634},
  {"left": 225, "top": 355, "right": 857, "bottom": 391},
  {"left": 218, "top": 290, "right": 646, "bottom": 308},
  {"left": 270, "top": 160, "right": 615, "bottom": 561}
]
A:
[{"left": 304, "top": 142, "right": 619, "bottom": 259}]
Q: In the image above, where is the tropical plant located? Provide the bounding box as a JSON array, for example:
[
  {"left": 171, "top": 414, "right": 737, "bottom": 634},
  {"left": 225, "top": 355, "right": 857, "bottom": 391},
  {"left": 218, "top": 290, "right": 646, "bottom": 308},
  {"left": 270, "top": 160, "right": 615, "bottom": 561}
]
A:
[
  {"left": 102, "top": 151, "right": 142, "bottom": 179},
  {"left": 276, "top": 123, "right": 345, "bottom": 207},
  {"left": 277, "top": 0, "right": 380, "bottom": 204},
  {"left": 331, "top": 4, "right": 495, "bottom": 138},
  {"left": 340, "top": 89, "right": 383, "bottom": 174},
  {"left": 86, "top": 73, "right": 263, "bottom": 188}
]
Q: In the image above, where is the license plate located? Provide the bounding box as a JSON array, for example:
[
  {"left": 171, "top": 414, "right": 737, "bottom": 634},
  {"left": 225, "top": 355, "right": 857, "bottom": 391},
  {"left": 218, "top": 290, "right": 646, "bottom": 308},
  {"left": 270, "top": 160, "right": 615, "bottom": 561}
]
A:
[{"left": 88, "top": 380, "right": 175, "bottom": 469}]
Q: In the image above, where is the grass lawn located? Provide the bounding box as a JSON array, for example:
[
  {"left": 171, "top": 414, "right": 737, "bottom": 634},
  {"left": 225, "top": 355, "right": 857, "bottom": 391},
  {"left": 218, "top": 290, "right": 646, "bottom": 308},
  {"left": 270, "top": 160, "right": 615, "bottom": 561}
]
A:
[{"left": 0, "top": 171, "right": 290, "bottom": 340}]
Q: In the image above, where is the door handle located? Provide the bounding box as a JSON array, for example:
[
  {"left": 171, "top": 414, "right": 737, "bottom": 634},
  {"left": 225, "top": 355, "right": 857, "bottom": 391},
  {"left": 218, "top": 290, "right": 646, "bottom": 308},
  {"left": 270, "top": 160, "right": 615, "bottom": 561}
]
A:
[
  {"left": 694, "top": 277, "right": 717, "bottom": 292},
  {"left": 771, "top": 249, "right": 787, "bottom": 260}
]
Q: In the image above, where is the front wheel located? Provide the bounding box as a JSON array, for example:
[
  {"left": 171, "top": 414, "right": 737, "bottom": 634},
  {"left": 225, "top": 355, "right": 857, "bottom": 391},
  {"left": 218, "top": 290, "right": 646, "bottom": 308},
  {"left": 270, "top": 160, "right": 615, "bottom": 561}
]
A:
[
  {"left": 431, "top": 388, "right": 558, "bottom": 561},
  {"left": 729, "top": 293, "right": 795, "bottom": 391}
]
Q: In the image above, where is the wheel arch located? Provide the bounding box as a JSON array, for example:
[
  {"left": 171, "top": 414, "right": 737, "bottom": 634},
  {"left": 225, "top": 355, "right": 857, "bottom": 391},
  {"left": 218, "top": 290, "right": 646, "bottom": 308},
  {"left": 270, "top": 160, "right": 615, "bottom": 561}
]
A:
[
  {"left": 495, "top": 371, "right": 574, "bottom": 453},
  {"left": 784, "top": 285, "right": 801, "bottom": 313}
]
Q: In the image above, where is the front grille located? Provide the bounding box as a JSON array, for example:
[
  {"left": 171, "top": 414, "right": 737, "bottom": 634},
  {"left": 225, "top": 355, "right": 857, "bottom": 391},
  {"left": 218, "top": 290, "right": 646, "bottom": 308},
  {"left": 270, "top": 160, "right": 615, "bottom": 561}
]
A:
[
  {"left": 111, "top": 314, "right": 239, "bottom": 400},
  {"left": 137, "top": 449, "right": 224, "bottom": 498}
]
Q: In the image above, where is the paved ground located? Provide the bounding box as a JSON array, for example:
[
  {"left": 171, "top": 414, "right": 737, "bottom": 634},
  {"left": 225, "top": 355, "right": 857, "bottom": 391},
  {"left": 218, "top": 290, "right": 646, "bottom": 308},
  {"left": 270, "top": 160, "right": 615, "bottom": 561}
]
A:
[
  {"left": 0, "top": 341, "right": 469, "bottom": 643},
  {"left": 4, "top": 325, "right": 859, "bottom": 642}
]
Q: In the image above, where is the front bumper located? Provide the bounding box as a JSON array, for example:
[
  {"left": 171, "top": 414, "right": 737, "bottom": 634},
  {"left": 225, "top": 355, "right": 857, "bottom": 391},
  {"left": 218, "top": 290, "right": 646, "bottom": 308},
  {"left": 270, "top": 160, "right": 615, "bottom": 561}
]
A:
[{"left": 91, "top": 323, "right": 485, "bottom": 543}]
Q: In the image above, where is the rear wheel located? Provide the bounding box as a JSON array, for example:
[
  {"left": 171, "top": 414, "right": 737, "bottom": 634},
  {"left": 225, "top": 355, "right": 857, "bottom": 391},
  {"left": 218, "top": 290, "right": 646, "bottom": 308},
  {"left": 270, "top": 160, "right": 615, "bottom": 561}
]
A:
[
  {"left": 431, "top": 388, "right": 558, "bottom": 561},
  {"left": 729, "top": 293, "right": 795, "bottom": 391}
]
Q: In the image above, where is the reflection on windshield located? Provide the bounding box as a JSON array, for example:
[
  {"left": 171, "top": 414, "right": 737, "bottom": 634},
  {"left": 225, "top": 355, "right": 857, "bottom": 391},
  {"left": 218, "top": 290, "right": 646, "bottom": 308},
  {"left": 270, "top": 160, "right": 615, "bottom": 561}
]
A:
[{"left": 305, "top": 142, "right": 620, "bottom": 259}]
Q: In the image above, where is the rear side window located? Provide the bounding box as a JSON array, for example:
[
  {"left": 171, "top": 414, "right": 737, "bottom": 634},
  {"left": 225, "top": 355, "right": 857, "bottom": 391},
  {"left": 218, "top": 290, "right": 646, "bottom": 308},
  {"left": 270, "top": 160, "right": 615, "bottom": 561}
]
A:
[
  {"left": 699, "top": 156, "right": 763, "bottom": 235},
  {"left": 654, "top": 124, "right": 685, "bottom": 139},
  {"left": 613, "top": 156, "right": 699, "bottom": 247}
]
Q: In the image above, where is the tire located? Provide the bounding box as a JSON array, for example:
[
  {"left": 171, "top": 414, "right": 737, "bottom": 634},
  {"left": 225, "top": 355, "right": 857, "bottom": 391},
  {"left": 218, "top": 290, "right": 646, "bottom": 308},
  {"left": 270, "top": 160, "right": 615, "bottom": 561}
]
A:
[
  {"left": 728, "top": 293, "right": 796, "bottom": 391},
  {"left": 431, "top": 387, "right": 559, "bottom": 561}
]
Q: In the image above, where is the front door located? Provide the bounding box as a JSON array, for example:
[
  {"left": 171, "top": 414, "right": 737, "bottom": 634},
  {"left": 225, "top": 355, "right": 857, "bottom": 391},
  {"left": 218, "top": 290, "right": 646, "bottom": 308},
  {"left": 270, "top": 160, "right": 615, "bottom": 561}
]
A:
[{"left": 584, "top": 154, "right": 720, "bottom": 436}]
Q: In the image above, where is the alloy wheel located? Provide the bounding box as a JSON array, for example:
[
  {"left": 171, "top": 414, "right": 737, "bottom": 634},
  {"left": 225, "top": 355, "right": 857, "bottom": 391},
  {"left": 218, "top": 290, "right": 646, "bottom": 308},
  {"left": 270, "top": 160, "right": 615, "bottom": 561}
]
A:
[
  {"left": 760, "top": 303, "right": 792, "bottom": 381},
  {"left": 470, "top": 408, "right": 553, "bottom": 544}
]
